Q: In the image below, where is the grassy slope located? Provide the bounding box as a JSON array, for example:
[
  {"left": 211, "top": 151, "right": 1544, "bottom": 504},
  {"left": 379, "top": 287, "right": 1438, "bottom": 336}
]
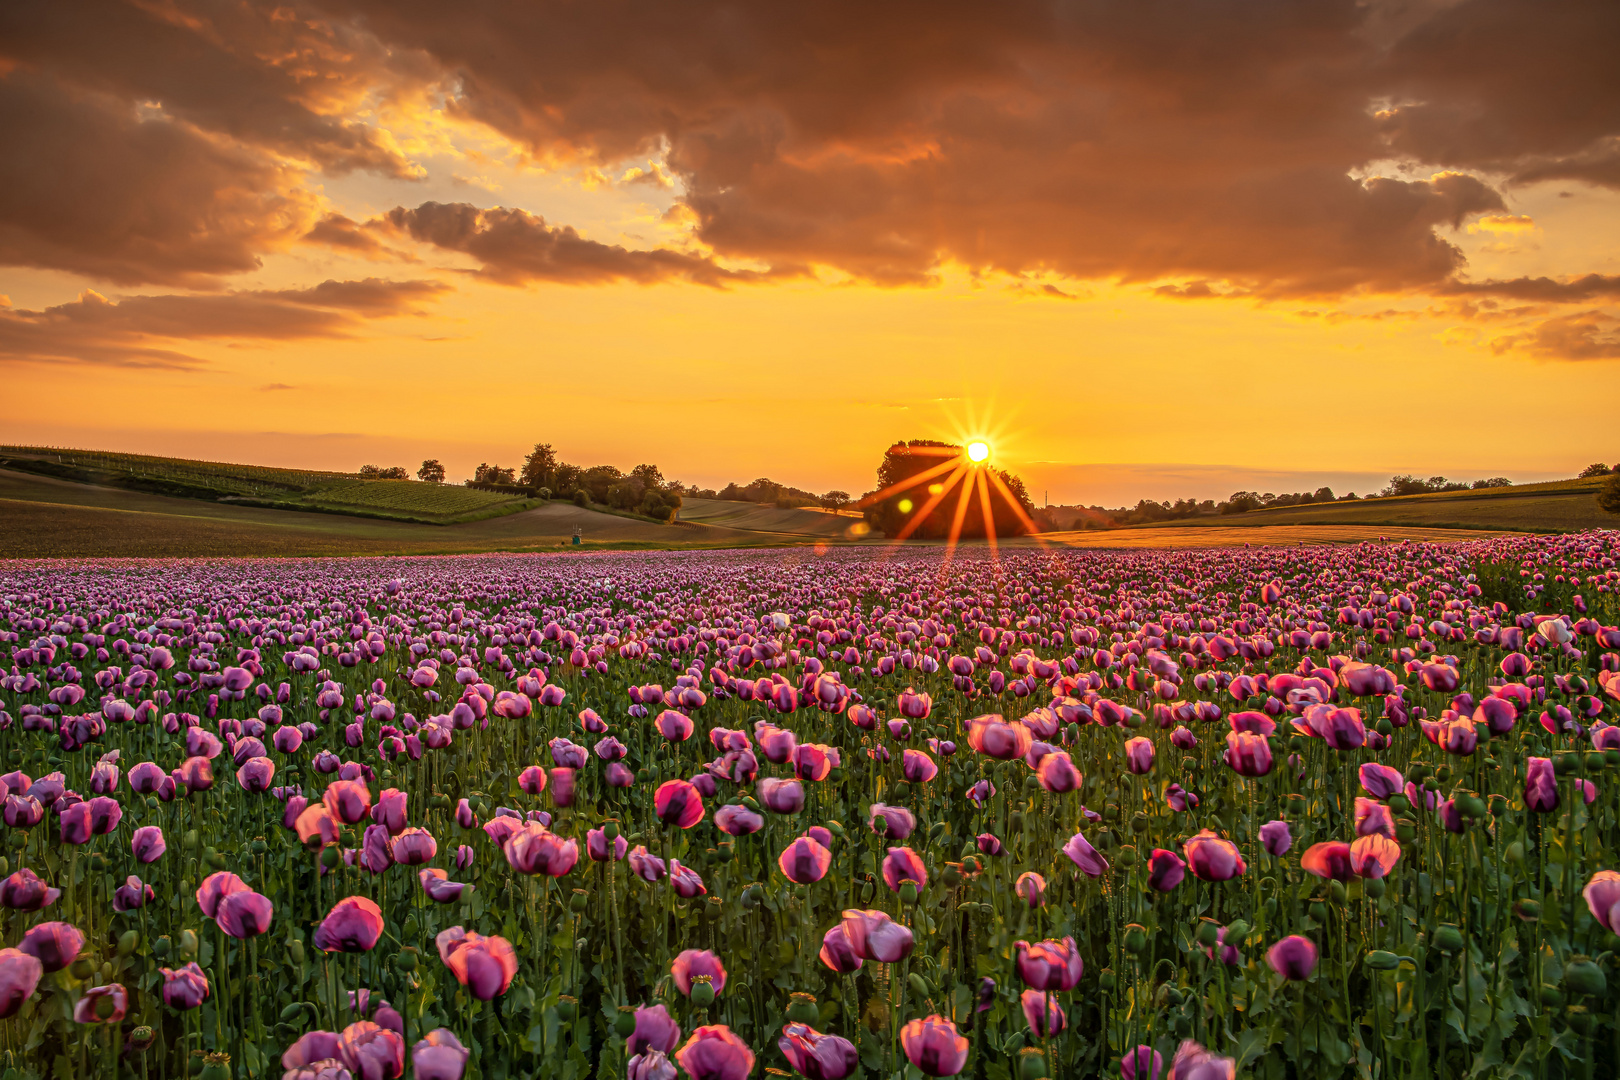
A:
[
  {"left": 1125, "top": 477, "right": 1612, "bottom": 533},
  {"left": 0, "top": 469, "right": 774, "bottom": 558},
  {"left": 677, "top": 498, "right": 860, "bottom": 537}
]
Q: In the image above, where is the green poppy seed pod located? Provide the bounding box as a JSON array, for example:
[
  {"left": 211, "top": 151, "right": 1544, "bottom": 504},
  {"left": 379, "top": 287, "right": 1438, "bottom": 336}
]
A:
[
  {"left": 557, "top": 996, "right": 579, "bottom": 1022},
  {"left": 199, "top": 1052, "right": 232, "bottom": 1080},
  {"left": 900, "top": 881, "right": 919, "bottom": 905},
  {"left": 70, "top": 957, "right": 95, "bottom": 980},
  {"left": 7, "top": 833, "right": 22, "bottom": 851},
  {"left": 205, "top": 848, "right": 226, "bottom": 870},
  {"left": 95, "top": 994, "right": 118, "bottom": 1020},
  {"left": 787, "top": 993, "right": 820, "bottom": 1024},
  {"left": 1563, "top": 957, "right": 1606, "bottom": 997},
  {"left": 1095, "top": 828, "right": 1116, "bottom": 851},
  {"left": 1123, "top": 923, "right": 1148, "bottom": 954},
  {"left": 1585, "top": 752, "right": 1606, "bottom": 773},
  {"left": 1364, "top": 950, "right": 1401, "bottom": 971},
  {"left": 118, "top": 930, "right": 140, "bottom": 957},
  {"left": 1458, "top": 793, "right": 1486, "bottom": 819},
  {"left": 152, "top": 935, "right": 172, "bottom": 958},
  {"left": 1387, "top": 793, "right": 1412, "bottom": 814},
  {"left": 569, "top": 889, "right": 589, "bottom": 913},
  {"left": 1019, "top": 1048, "right": 1048, "bottom": 1080},
  {"left": 1328, "top": 880, "right": 1347, "bottom": 904},
  {"left": 1433, "top": 924, "right": 1464, "bottom": 953},
  {"left": 1568, "top": 1005, "right": 1596, "bottom": 1036},
  {"left": 1117, "top": 844, "right": 1137, "bottom": 867},
  {"left": 89, "top": 852, "right": 108, "bottom": 873},
  {"left": 603, "top": 820, "right": 620, "bottom": 842},
  {"left": 614, "top": 1007, "right": 637, "bottom": 1038},
  {"left": 908, "top": 972, "right": 933, "bottom": 1000},
  {"left": 892, "top": 781, "right": 912, "bottom": 800},
  {"left": 1364, "top": 877, "right": 1386, "bottom": 899},
  {"left": 1606, "top": 749, "right": 1620, "bottom": 767},
  {"left": 705, "top": 897, "right": 723, "bottom": 920},
  {"left": 129, "top": 1026, "right": 155, "bottom": 1051},
  {"left": 289, "top": 939, "right": 305, "bottom": 966},
  {"left": 1505, "top": 841, "right": 1525, "bottom": 864},
  {"left": 1488, "top": 795, "right": 1508, "bottom": 818},
  {"left": 0, "top": 856, "right": 7, "bottom": 877},
  {"left": 1308, "top": 901, "right": 1329, "bottom": 923},
  {"left": 1099, "top": 968, "right": 1118, "bottom": 990},
  {"left": 1103, "top": 802, "right": 1120, "bottom": 821},
  {"left": 1435, "top": 764, "right": 1453, "bottom": 783},
  {"left": 942, "top": 864, "right": 963, "bottom": 888},
  {"left": 179, "top": 929, "right": 199, "bottom": 960},
  {"left": 145, "top": 795, "right": 160, "bottom": 810},
  {"left": 962, "top": 855, "right": 982, "bottom": 874},
  {"left": 1539, "top": 985, "right": 1564, "bottom": 1007},
  {"left": 1284, "top": 795, "right": 1306, "bottom": 818},
  {"left": 691, "top": 978, "right": 717, "bottom": 1007},
  {"left": 1375, "top": 717, "right": 1394, "bottom": 736},
  {"left": 1195, "top": 919, "right": 1221, "bottom": 948},
  {"left": 1131, "top": 812, "right": 1150, "bottom": 834},
  {"left": 1125, "top": 711, "right": 1145, "bottom": 730},
  {"left": 320, "top": 845, "right": 341, "bottom": 869},
  {"left": 174, "top": 782, "right": 189, "bottom": 800},
  {"left": 1515, "top": 899, "right": 1542, "bottom": 922},
  {"left": 1002, "top": 1032, "right": 1026, "bottom": 1055},
  {"left": 1554, "top": 753, "right": 1578, "bottom": 776},
  {"left": 1395, "top": 820, "right": 1418, "bottom": 843},
  {"left": 250, "top": 839, "right": 267, "bottom": 854},
  {"left": 1224, "top": 919, "right": 1250, "bottom": 946}
]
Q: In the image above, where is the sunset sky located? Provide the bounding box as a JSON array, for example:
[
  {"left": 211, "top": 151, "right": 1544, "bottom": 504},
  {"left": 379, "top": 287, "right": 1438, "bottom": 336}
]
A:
[{"left": 3, "top": 0, "right": 1618, "bottom": 505}]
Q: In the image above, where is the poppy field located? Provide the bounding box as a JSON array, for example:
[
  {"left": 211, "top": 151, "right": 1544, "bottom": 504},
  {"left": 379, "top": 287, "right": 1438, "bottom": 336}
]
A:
[{"left": 3, "top": 535, "right": 1620, "bottom": 1080}]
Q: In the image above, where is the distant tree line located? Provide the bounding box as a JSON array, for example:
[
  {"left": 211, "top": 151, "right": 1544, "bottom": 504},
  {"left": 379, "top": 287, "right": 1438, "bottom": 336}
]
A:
[
  {"left": 357, "top": 464, "right": 410, "bottom": 480},
  {"left": 682, "top": 477, "right": 852, "bottom": 511}
]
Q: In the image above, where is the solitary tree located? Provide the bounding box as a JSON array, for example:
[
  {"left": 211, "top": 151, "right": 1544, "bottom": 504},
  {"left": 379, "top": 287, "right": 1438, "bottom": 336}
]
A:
[
  {"left": 521, "top": 443, "right": 559, "bottom": 489},
  {"left": 1600, "top": 472, "right": 1620, "bottom": 515},
  {"left": 1579, "top": 462, "right": 1615, "bottom": 478},
  {"left": 821, "top": 490, "right": 852, "bottom": 511},
  {"left": 418, "top": 459, "right": 446, "bottom": 483}
]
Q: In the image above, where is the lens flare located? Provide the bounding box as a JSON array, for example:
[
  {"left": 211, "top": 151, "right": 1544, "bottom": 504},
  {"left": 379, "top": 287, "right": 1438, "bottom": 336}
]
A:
[{"left": 966, "top": 441, "right": 991, "bottom": 463}]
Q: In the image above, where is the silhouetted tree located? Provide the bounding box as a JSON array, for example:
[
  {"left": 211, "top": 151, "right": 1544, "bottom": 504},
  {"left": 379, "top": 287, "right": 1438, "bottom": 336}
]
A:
[
  {"left": 521, "top": 443, "right": 559, "bottom": 489},
  {"left": 417, "top": 459, "right": 446, "bottom": 483}
]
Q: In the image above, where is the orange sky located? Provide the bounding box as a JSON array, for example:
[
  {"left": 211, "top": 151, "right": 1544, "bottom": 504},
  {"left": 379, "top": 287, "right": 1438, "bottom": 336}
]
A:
[{"left": 3, "top": 1, "right": 1618, "bottom": 505}]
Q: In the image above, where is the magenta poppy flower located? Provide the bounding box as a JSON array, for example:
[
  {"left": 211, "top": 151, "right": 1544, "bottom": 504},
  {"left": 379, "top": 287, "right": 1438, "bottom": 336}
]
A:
[
  {"left": 758, "top": 778, "right": 805, "bottom": 814},
  {"left": 0, "top": 869, "right": 59, "bottom": 912},
  {"left": 1357, "top": 762, "right": 1404, "bottom": 800},
  {"left": 370, "top": 788, "right": 407, "bottom": 835},
  {"left": 1259, "top": 820, "right": 1292, "bottom": 856},
  {"left": 196, "top": 871, "right": 250, "bottom": 918},
  {"left": 518, "top": 766, "right": 548, "bottom": 796},
  {"left": 966, "top": 779, "right": 995, "bottom": 806},
  {"left": 714, "top": 804, "right": 764, "bottom": 836},
  {"left": 794, "top": 744, "right": 835, "bottom": 781},
  {"left": 779, "top": 1023, "right": 858, "bottom": 1080},
  {"left": 1584, "top": 870, "right": 1620, "bottom": 931},
  {"left": 868, "top": 803, "right": 916, "bottom": 840},
  {"left": 550, "top": 767, "right": 576, "bottom": 807},
  {"left": 73, "top": 983, "right": 127, "bottom": 1025},
  {"left": 176, "top": 755, "right": 214, "bottom": 791},
  {"left": 113, "top": 875, "right": 154, "bottom": 912},
  {"left": 1063, "top": 830, "right": 1110, "bottom": 877},
  {"left": 1148, "top": 849, "right": 1186, "bottom": 892},
  {"left": 629, "top": 846, "right": 667, "bottom": 882},
  {"left": 1439, "top": 798, "right": 1467, "bottom": 834},
  {"left": 882, "top": 847, "right": 928, "bottom": 893},
  {"left": 756, "top": 724, "right": 797, "bottom": 764},
  {"left": 587, "top": 828, "right": 629, "bottom": 861},
  {"left": 323, "top": 780, "right": 371, "bottom": 824},
  {"left": 669, "top": 859, "right": 706, "bottom": 898},
  {"left": 900, "top": 1015, "right": 968, "bottom": 1077},
  {"left": 1223, "top": 732, "right": 1271, "bottom": 777},
  {"left": 594, "top": 737, "right": 629, "bottom": 762},
  {"left": 58, "top": 801, "right": 93, "bottom": 845},
  {"left": 1349, "top": 835, "right": 1401, "bottom": 879},
  {"left": 1300, "top": 841, "right": 1354, "bottom": 881},
  {"left": 1020, "top": 989, "right": 1065, "bottom": 1038},
  {"left": 390, "top": 827, "right": 437, "bottom": 866},
  {"left": 358, "top": 825, "right": 393, "bottom": 873},
  {"left": 1168, "top": 1040, "right": 1235, "bottom": 1080},
  {"left": 965, "top": 715, "right": 1032, "bottom": 760},
  {"left": 1121, "top": 1045, "right": 1164, "bottom": 1080},
  {"left": 1164, "top": 783, "right": 1198, "bottom": 812},
  {"left": 840, "top": 909, "right": 913, "bottom": 962},
  {"left": 1205, "top": 926, "right": 1242, "bottom": 966},
  {"left": 671, "top": 949, "right": 727, "bottom": 998},
  {"left": 126, "top": 761, "right": 165, "bottom": 795},
  {"left": 439, "top": 929, "right": 517, "bottom": 999},
  {"left": 819, "top": 924, "right": 863, "bottom": 972},
  {"left": 654, "top": 780, "right": 705, "bottom": 829},
  {"left": 1354, "top": 798, "right": 1395, "bottom": 839},
  {"left": 1036, "top": 750, "right": 1080, "bottom": 792},
  {"left": 1526, "top": 757, "right": 1558, "bottom": 812},
  {"left": 85, "top": 795, "right": 121, "bottom": 835},
  {"left": 339, "top": 1020, "right": 404, "bottom": 1080},
  {"left": 778, "top": 836, "right": 833, "bottom": 884},
  {"left": 3, "top": 795, "right": 43, "bottom": 828},
  {"left": 1266, "top": 936, "right": 1319, "bottom": 981},
  {"left": 161, "top": 963, "right": 210, "bottom": 1009},
  {"left": 236, "top": 757, "right": 275, "bottom": 793},
  {"left": 629, "top": 1003, "right": 682, "bottom": 1056},
  {"left": 315, "top": 896, "right": 383, "bottom": 952},
  {"left": 676, "top": 1026, "right": 754, "bottom": 1080},
  {"left": 0, "top": 948, "right": 43, "bottom": 1017},
  {"left": 296, "top": 804, "right": 340, "bottom": 849},
  {"left": 848, "top": 705, "right": 878, "bottom": 730},
  {"left": 126, "top": 823, "right": 165, "bottom": 864},
  {"left": 282, "top": 1030, "right": 345, "bottom": 1072},
  {"left": 1014, "top": 937, "right": 1082, "bottom": 990},
  {"left": 1183, "top": 830, "right": 1245, "bottom": 881},
  {"left": 897, "top": 688, "right": 932, "bottom": 720},
  {"left": 1015, "top": 872, "right": 1046, "bottom": 908},
  {"left": 413, "top": 1029, "right": 470, "bottom": 1080},
  {"left": 505, "top": 824, "right": 579, "bottom": 877},
  {"left": 216, "top": 889, "right": 275, "bottom": 938},
  {"left": 1124, "top": 736, "right": 1155, "bottom": 774},
  {"left": 657, "top": 710, "right": 695, "bottom": 742},
  {"left": 628, "top": 1051, "right": 675, "bottom": 1080},
  {"left": 418, "top": 869, "right": 472, "bottom": 904}
]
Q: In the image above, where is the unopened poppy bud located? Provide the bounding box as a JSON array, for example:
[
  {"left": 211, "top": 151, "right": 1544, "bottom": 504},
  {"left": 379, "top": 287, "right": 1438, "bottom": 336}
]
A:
[
  {"left": 70, "top": 957, "right": 95, "bottom": 980},
  {"left": 289, "top": 939, "right": 305, "bottom": 966},
  {"left": 1123, "top": 924, "right": 1148, "bottom": 954},
  {"left": 1364, "top": 877, "right": 1386, "bottom": 899},
  {"left": 1386, "top": 793, "right": 1411, "bottom": 814},
  {"left": 152, "top": 936, "right": 172, "bottom": 958},
  {"left": 1395, "top": 820, "right": 1417, "bottom": 843},
  {"left": 859, "top": 881, "right": 874, "bottom": 903},
  {"left": 1224, "top": 920, "right": 1250, "bottom": 946},
  {"left": 1308, "top": 901, "right": 1328, "bottom": 923},
  {"left": 1364, "top": 950, "right": 1400, "bottom": 971},
  {"left": 183, "top": 830, "right": 199, "bottom": 850},
  {"left": 320, "top": 846, "right": 341, "bottom": 869},
  {"left": 1195, "top": 919, "right": 1220, "bottom": 948},
  {"left": 95, "top": 994, "right": 117, "bottom": 1020},
  {"left": 1019, "top": 1048, "right": 1048, "bottom": 1080},
  {"left": 1505, "top": 841, "right": 1525, "bottom": 864},
  {"left": 1433, "top": 924, "right": 1464, "bottom": 953},
  {"left": 928, "top": 821, "right": 946, "bottom": 842},
  {"left": 117, "top": 930, "right": 139, "bottom": 956},
  {"left": 1515, "top": 899, "right": 1541, "bottom": 922},
  {"left": 614, "top": 1007, "right": 637, "bottom": 1038},
  {"left": 1328, "top": 880, "right": 1347, "bottom": 904},
  {"left": 179, "top": 929, "right": 198, "bottom": 960},
  {"left": 787, "top": 993, "right": 820, "bottom": 1024},
  {"left": 1563, "top": 957, "right": 1606, "bottom": 997},
  {"left": 908, "top": 974, "right": 932, "bottom": 1000},
  {"left": 569, "top": 889, "right": 589, "bottom": 912}
]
